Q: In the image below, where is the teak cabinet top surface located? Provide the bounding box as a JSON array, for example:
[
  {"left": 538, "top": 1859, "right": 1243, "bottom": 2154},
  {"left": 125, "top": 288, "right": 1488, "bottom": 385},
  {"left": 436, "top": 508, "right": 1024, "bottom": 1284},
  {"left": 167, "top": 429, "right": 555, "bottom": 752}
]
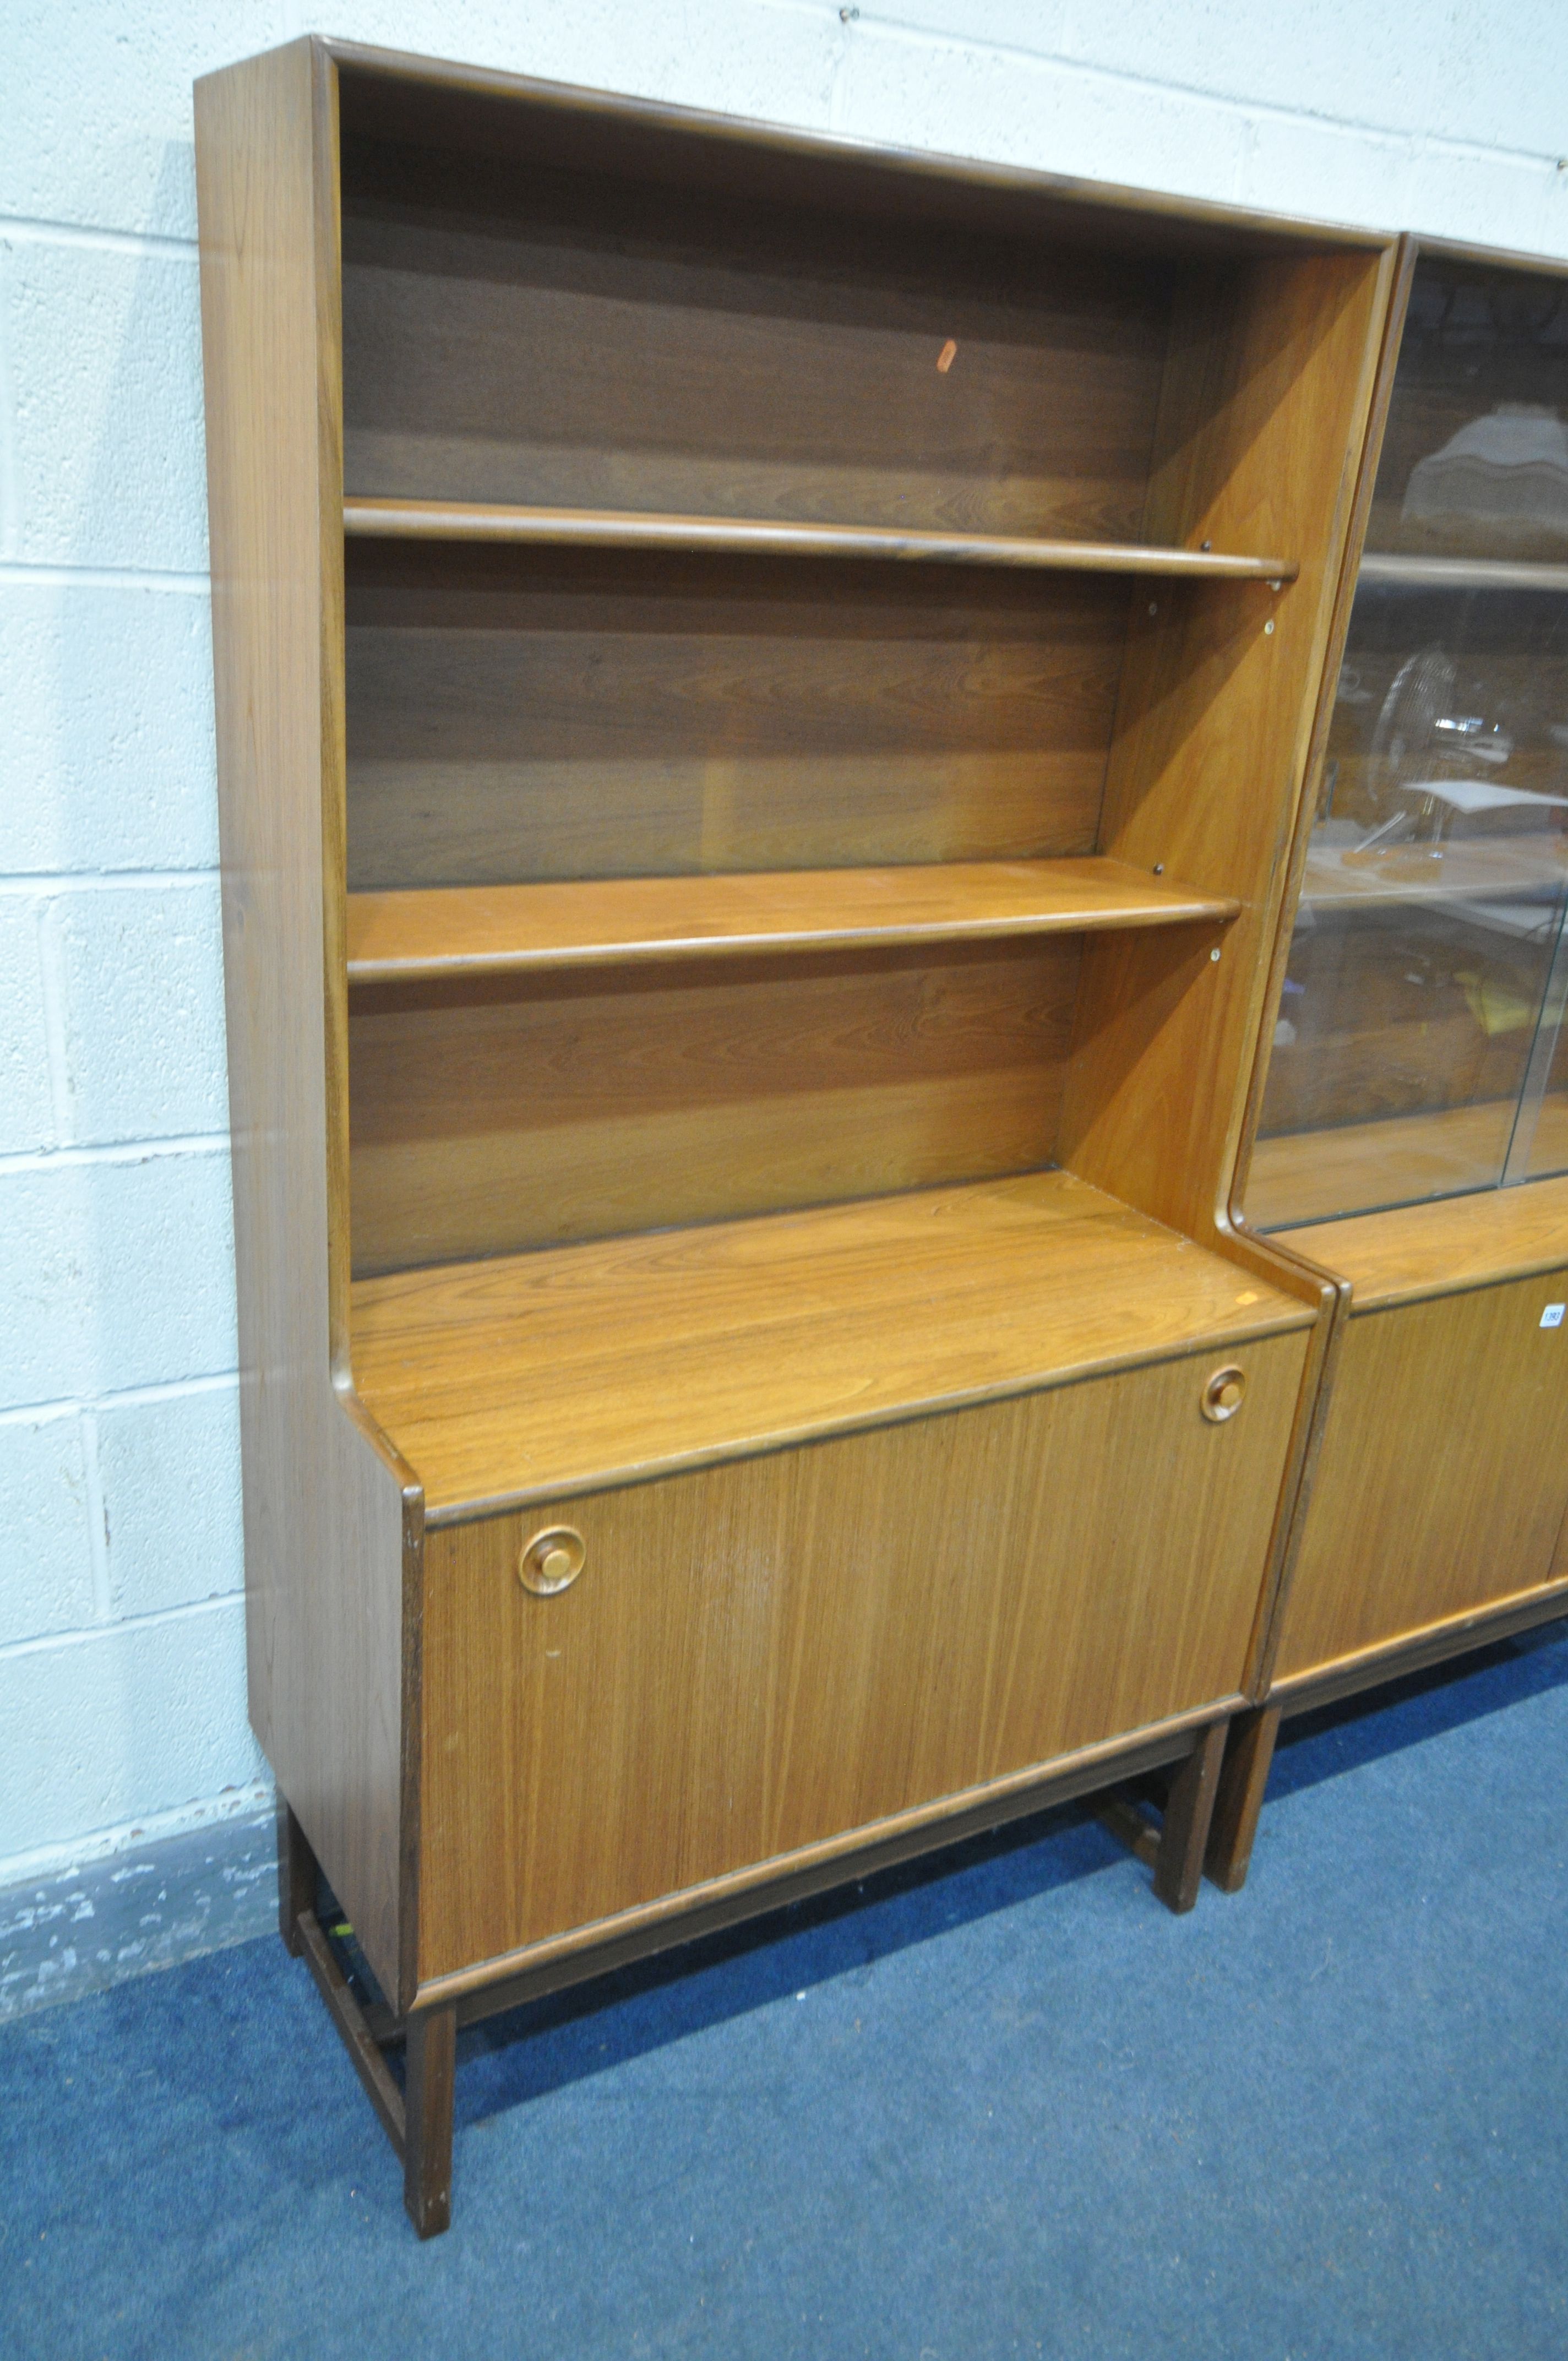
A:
[{"left": 351, "top": 1170, "right": 1311, "bottom": 1520}]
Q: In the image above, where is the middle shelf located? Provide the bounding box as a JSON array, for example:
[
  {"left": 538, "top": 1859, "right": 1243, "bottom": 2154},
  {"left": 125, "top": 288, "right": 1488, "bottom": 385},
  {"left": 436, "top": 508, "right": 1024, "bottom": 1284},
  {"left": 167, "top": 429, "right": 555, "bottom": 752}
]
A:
[
  {"left": 350, "top": 1169, "right": 1311, "bottom": 1521},
  {"left": 343, "top": 497, "right": 1300, "bottom": 582},
  {"left": 346, "top": 857, "right": 1237, "bottom": 983}
]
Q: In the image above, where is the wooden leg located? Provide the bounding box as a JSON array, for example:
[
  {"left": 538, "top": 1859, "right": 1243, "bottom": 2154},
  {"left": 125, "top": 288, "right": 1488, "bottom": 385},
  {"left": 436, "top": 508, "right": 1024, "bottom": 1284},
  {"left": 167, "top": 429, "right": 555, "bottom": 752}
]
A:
[
  {"left": 1204, "top": 1704, "right": 1281, "bottom": 1894},
  {"left": 277, "top": 1797, "right": 316, "bottom": 1958},
  {"left": 279, "top": 1811, "right": 458, "bottom": 2237},
  {"left": 1151, "top": 1720, "right": 1228, "bottom": 1915},
  {"left": 404, "top": 2005, "right": 458, "bottom": 2240}
]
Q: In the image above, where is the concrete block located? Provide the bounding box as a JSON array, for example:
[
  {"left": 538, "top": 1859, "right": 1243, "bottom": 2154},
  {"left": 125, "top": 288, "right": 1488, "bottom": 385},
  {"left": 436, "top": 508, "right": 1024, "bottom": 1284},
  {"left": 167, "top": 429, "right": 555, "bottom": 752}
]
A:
[
  {"left": 0, "top": 901, "right": 57, "bottom": 1156},
  {"left": 0, "top": 1600, "right": 265, "bottom": 1863},
  {"left": 3, "top": 236, "right": 208, "bottom": 573},
  {"left": 53, "top": 881, "right": 228, "bottom": 1145},
  {"left": 314, "top": 0, "right": 839, "bottom": 130},
  {"left": 1424, "top": 3, "right": 1568, "bottom": 160},
  {"left": 1235, "top": 114, "right": 1415, "bottom": 237},
  {"left": 0, "top": 1162, "right": 99, "bottom": 1410},
  {"left": 85, "top": 1148, "right": 238, "bottom": 1396},
  {"left": 842, "top": 3, "right": 1071, "bottom": 57},
  {"left": 1060, "top": 2, "right": 1443, "bottom": 143},
  {"left": 0, "top": 2, "right": 287, "bottom": 241},
  {"left": 0, "top": 1413, "right": 97, "bottom": 1649},
  {"left": 837, "top": 26, "right": 1251, "bottom": 209},
  {"left": 96, "top": 1385, "right": 243, "bottom": 1619},
  {"left": 0, "top": 582, "right": 217, "bottom": 875},
  {"left": 0, "top": 1146, "right": 235, "bottom": 1411},
  {"left": 1404, "top": 140, "right": 1565, "bottom": 262}
]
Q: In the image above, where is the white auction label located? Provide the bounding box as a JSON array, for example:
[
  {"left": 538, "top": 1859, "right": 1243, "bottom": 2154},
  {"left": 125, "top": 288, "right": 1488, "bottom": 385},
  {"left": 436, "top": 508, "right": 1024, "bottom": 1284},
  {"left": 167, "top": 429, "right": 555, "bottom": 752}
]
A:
[{"left": 1542, "top": 1304, "right": 1565, "bottom": 1330}]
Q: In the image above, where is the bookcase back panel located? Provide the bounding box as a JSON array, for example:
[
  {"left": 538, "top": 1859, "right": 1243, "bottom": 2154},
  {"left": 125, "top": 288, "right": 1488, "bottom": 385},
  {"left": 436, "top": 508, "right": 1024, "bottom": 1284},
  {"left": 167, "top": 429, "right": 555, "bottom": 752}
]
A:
[
  {"left": 345, "top": 545, "right": 1128, "bottom": 888},
  {"left": 349, "top": 940, "right": 1074, "bottom": 1274},
  {"left": 340, "top": 139, "right": 1173, "bottom": 536}
]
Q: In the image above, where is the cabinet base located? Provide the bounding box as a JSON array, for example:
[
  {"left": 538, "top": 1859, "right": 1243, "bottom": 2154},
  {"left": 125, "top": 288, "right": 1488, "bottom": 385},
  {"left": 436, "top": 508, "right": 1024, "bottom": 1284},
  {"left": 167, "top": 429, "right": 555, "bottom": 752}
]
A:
[
  {"left": 1205, "top": 1580, "right": 1568, "bottom": 1894},
  {"left": 278, "top": 1803, "right": 455, "bottom": 2239},
  {"left": 279, "top": 1714, "right": 1233, "bottom": 2237}
]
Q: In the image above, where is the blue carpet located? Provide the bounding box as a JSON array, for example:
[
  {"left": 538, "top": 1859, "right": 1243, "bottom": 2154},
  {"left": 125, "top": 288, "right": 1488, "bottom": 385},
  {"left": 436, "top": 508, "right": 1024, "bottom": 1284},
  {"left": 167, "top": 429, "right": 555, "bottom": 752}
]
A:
[{"left": 4, "top": 1622, "right": 1567, "bottom": 2361}]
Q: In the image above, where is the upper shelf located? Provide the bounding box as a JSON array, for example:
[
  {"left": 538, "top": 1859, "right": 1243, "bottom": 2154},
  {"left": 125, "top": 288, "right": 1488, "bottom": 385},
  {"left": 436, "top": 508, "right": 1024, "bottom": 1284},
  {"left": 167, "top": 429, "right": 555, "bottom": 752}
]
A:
[
  {"left": 345, "top": 857, "right": 1239, "bottom": 984},
  {"left": 342, "top": 498, "right": 1300, "bottom": 583},
  {"left": 1359, "top": 553, "right": 1568, "bottom": 594},
  {"left": 350, "top": 1171, "right": 1311, "bottom": 1520}
]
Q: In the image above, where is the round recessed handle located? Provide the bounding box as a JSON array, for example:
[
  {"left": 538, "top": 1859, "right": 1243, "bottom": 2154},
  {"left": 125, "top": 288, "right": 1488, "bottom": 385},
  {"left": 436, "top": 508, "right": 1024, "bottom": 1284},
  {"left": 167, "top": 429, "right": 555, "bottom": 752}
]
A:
[
  {"left": 1201, "top": 1366, "right": 1246, "bottom": 1424},
  {"left": 518, "top": 1525, "right": 586, "bottom": 1596}
]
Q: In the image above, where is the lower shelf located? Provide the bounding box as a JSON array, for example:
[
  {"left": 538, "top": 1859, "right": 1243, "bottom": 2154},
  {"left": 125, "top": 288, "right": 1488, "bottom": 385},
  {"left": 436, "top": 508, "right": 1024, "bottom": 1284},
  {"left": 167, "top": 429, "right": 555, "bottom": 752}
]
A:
[
  {"left": 350, "top": 1170, "right": 1311, "bottom": 1521},
  {"left": 1248, "top": 1095, "right": 1568, "bottom": 1230}
]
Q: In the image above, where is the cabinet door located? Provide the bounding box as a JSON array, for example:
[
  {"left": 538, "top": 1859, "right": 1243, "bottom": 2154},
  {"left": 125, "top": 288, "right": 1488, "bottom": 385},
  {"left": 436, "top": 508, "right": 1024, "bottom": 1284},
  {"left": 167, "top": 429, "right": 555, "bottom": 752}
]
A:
[
  {"left": 1274, "top": 1267, "right": 1568, "bottom": 1683},
  {"left": 417, "top": 1334, "right": 1306, "bottom": 1980}
]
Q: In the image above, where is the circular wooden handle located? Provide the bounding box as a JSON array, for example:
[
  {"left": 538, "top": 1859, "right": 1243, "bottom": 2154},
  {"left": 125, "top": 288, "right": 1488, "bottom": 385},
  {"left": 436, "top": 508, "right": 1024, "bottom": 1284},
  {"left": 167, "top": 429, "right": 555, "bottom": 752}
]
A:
[
  {"left": 518, "top": 1525, "right": 586, "bottom": 1596},
  {"left": 1201, "top": 1366, "right": 1246, "bottom": 1423}
]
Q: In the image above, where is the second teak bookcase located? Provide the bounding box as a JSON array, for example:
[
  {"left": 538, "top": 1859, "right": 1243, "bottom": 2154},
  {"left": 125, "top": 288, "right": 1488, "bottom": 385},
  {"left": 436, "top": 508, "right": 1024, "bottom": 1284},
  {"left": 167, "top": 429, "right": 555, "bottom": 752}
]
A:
[{"left": 195, "top": 34, "right": 1396, "bottom": 2231}]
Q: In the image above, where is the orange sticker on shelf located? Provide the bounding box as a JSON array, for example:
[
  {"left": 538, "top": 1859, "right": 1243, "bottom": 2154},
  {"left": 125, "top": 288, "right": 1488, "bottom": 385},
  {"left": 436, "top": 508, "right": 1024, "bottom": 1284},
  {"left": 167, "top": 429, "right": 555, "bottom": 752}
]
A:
[{"left": 937, "top": 339, "right": 957, "bottom": 373}]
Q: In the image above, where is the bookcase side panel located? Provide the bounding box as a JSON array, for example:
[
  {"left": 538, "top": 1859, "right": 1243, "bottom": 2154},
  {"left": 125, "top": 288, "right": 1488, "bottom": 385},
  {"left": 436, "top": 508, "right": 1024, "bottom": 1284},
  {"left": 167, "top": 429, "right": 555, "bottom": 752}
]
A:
[
  {"left": 197, "top": 39, "right": 415, "bottom": 2004},
  {"left": 1057, "top": 246, "right": 1399, "bottom": 1245}
]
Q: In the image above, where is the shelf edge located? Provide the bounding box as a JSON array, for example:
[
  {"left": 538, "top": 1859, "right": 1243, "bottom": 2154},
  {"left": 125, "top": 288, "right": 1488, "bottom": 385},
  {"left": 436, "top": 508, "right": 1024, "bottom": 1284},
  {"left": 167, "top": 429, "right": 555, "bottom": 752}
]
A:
[
  {"left": 345, "top": 863, "right": 1241, "bottom": 984},
  {"left": 342, "top": 497, "right": 1299, "bottom": 582},
  {"left": 1359, "top": 551, "right": 1568, "bottom": 593}
]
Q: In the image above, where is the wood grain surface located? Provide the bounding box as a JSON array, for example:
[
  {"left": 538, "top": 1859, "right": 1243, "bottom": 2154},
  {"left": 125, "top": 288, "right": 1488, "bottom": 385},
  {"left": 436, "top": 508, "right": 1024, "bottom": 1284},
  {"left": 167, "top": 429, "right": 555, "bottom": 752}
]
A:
[
  {"left": 348, "top": 940, "right": 1077, "bottom": 1271},
  {"left": 196, "top": 37, "right": 418, "bottom": 2008},
  {"left": 1248, "top": 1096, "right": 1568, "bottom": 1230},
  {"left": 345, "top": 858, "right": 1238, "bottom": 981},
  {"left": 416, "top": 1327, "right": 1308, "bottom": 1977},
  {"left": 344, "top": 542, "right": 1127, "bottom": 890},
  {"left": 1058, "top": 247, "right": 1398, "bottom": 1246},
  {"left": 343, "top": 496, "right": 1297, "bottom": 578},
  {"left": 1270, "top": 1266, "right": 1568, "bottom": 1681},
  {"left": 350, "top": 1169, "right": 1311, "bottom": 1518},
  {"left": 1278, "top": 1169, "right": 1568, "bottom": 1307},
  {"left": 1299, "top": 837, "right": 1568, "bottom": 912},
  {"left": 338, "top": 133, "right": 1173, "bottom": 536}
]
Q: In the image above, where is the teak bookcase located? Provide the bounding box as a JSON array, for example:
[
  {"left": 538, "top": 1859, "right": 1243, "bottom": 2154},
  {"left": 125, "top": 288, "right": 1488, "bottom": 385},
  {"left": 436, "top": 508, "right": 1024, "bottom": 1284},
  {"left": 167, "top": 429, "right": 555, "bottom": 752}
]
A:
[
  {"left": 1212, "top": 237, "right": 1568, "bottom": 1890},
  {"left": 195, "top": 34, "right": 1395, "bottom": 2232}
]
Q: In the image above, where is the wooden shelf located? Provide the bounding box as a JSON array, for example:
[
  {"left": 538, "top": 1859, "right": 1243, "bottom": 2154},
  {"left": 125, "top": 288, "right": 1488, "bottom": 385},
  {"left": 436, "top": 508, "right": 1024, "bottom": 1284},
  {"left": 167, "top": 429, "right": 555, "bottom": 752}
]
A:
[
  {"left": 342, "top": 498, "right": 1299, "bottom": 583},
  {"left": 1301, "top": 837, "right": 1568, "bottom": 913},
  {"left": 1277, "top": 1169, "right": 1568, "bottom": 1308},
  {"left": 350, "top": 1170, "right": 1311, "bottom": 1520},
  {"left": 1359, "top": 552, "right": 1568, "bottom": 594},
  {"left": 1249, "top": 1096, "right": 1568, "bottom": 1231},
  {"left": 346, "top": 858, "right": 1239, "bottom": 984}
]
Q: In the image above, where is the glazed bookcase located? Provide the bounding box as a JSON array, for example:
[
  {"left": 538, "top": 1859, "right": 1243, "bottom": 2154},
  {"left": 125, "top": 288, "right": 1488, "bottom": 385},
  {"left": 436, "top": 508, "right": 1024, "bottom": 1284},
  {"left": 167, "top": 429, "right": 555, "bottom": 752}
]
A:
[
  {"left": 195, "top": 34, "right": 1394, "bottom": 2231},
  {"left": 1211, "top": 238, "right": 1568, "bottom": 1891}
]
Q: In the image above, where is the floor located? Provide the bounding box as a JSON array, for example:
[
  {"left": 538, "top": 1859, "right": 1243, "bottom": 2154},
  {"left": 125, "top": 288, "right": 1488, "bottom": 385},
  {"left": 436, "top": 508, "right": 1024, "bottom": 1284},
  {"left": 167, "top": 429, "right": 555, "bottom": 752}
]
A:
[{"left": 4, "top": 1625, "right": 1567, "bottom": 2361}]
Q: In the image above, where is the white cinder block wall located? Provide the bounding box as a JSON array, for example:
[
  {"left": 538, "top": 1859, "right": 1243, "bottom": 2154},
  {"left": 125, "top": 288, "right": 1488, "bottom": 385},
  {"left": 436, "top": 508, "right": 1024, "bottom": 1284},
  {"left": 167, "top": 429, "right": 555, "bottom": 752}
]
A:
[{"left": 2, "top": 1, "right": 1566, "bottom": 1889}]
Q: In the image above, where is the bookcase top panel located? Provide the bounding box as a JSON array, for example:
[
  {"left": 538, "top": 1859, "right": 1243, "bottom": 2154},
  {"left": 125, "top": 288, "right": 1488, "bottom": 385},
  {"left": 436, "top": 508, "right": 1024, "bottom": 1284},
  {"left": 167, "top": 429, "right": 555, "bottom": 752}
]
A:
[
  {"left": 1278, "top": 1168, "right": 1568, "bottom": 1309},
  {"left": 325, "top": 36, "right": 1388, "bottom": 263}
]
